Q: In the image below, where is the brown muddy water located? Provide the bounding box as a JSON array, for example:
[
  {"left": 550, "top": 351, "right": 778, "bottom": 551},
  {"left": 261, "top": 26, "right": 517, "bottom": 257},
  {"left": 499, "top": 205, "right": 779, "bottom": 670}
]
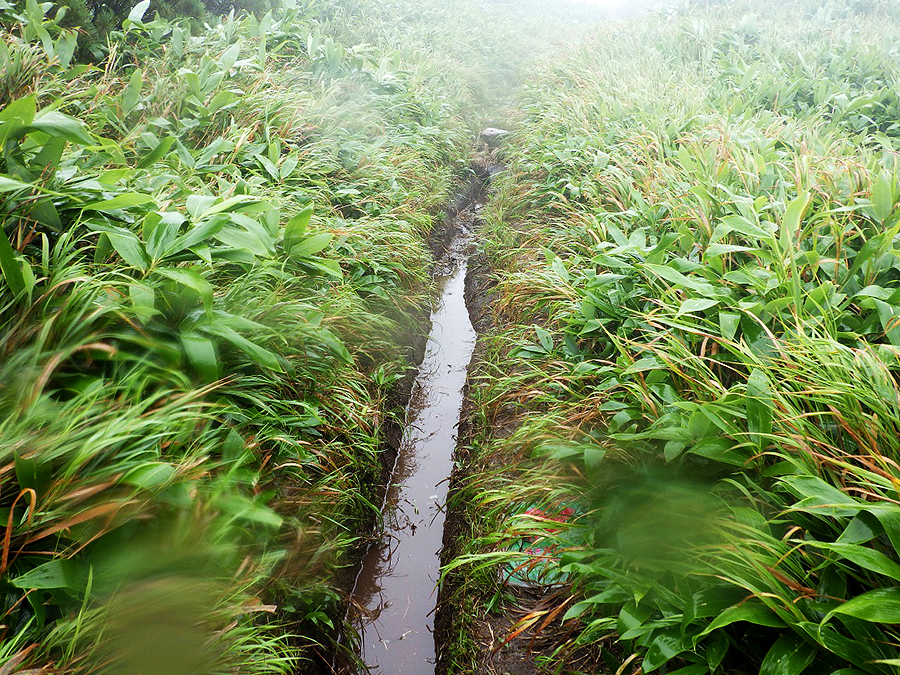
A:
[{"left": 348, "top": 206, "right": 478, "bottom": 674}]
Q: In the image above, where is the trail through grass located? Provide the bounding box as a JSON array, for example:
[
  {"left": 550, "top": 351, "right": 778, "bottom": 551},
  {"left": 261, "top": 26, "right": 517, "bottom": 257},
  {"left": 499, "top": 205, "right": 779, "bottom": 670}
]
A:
[{"left": 0, "top": 0, "right": 601, "bottom": 671}]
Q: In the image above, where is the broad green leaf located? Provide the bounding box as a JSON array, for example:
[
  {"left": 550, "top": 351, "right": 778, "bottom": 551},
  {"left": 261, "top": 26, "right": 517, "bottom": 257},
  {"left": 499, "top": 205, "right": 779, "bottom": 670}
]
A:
[
  {"left": 822, "top": 587, "right": 900, "bottom": 625},
  {"left": 300, "top": 257, "right": 344, "bottom": 279},
  {"left": 156, "top": 267, "right": 213, "bottom": 315},
  {"left": 781, "top": 475, "right": 859, "bottom": 518},
  {"left": 677, "top": 298, "right": 719, "bottom": 316},
  {"left": 860, "top": 505, "right": 900, "bottom": 554},
  {"left": 538, "top": 441, "right": 583, "bottom": 462},
  {"left": 186, "top": 195, "right": 218, "bottom": 220},
  {"left": 746, "top": 368, "right": 772, "bottom": 449},
  {"left": 181, "top": 333, "right": 219, "bottom": 381},
  {"left": 667, "top": 667, "right": 709, "bottom": 675},
  {"left": 32, "top": 136, "right": 65, "bottom": 177},
  {"left": 837, "top": 513, "right": 882, "bottom": 545},
  {"left": 642, "top": 629, "right": 684, "bottom": 672},
  {"left": 280, "top": 155, "right": 299, "bottom": 179},
  {"left": 808, "top": 541, "right": 900, "bottom": 582},
  {"left": 584, "top": 446, "right": 606, "bottom": 470},
  {"left": 846, "top": 233, "right": 887, "bottom": 281},
  {"left": 780, "top": 191, "right": 811, "bottom": 250},
  {"left": 11, "top": 560, "right": 86, "bottom": 591},
  {"left": 173, "top": 217, "right": 226, "bottom": 253},
  {"left": 28, "top": 198, "right": 61, "bottom": 231},
  {"left": 14, "top": 453, "right": 50, "bottom": 494},
  {"left": 20, "top": 258, "right": 35, "bottom": 299},
  {"left": 284, "top": 204, "right": 313, "bottom": 253},
  {"left": 695, "top": 601, "right": 786, "bottom": 642},
  {"left": 127, "top": 0, "right": 150, "bottom": 23},
  {"left": 874, "top": 299, "right": 900, "bottom": 346},
  {"left": 201, "top": 324, "right": 283, "bottom": 372},
  {"left": 705, "top": 243, "right": 751, "bottom": 257},
  {"left": 289, "top": 232, "right": 332, "bottom": 258},
  {"left": 684, "top": 586, "right": 748, "bottom": 623},
  {"left": 198, "top": 195, "right": 267, "bottom": 219},
  {"left": 704, "top": 630, "right": 729, "bottom": 671},
  {"left": 136, "top": 136, "right": 175, "bottom": 169},
  {"left": 55, "top": 31, "right": 77, "bottom": 69},
  {"left": 536, "top": 326, "right": 553, "bottom": 352},
  {"left": 623, "top": 356, "right": 664, "bottom": 374},
  {"left": 0, "top": 176, "right": 31, "bottom": 192},
  {"left": 83, "top": 193, "right": 155, "bottom": 211},
  {"left": 220, "top": 43, "right": 241, "bottom": 71},
  {"left": 215, "top": 226, "right": 270, "bottom": 258},
  {"left": 129, "top": 282, "right": 154, "bottom": 309},
  {"left": 871, "top": 172, "right": 895, "bottom": 223},
  {"left": 643, "top": 263, "right": 718, "bottom": 297},
  {"left": 809, "top": 620, "right": 892, "bottom": 671},
  {"left": 94, "top": 231, "right": 114, "bottom": 265},
  {"left": 256, "top": 155, "right": 281, "bottom": 181},
  {"left": 718, "top": 214, "right": 771, "bottom": 240},
  {"left": 0, "top": 95, "right": 36, "bottom": 126},
  {"left": 719, "top": 311, "right": 740, "bottom": 340},
  {"left": 760, "top": 634, "right": 816, "bottom": 675},
  {"left": 222, "top": 428, "right": 248, "bottom": 465},
  {"left": 104, "top": 231, "right": 148, "bottom": 270},
  {"left": 562, "top": 589, "right": 631, "bottom": 621},
  {"left": 121, "top": 463, "right": 176, "bottom": 488},
  {"left": 122, "top": 68, "right": 143, "bottom": 114},
  {"left": 215, "top": 494, "right": 283, "bottom": 529},
  {"left": 0, "top": 226, "right": 25, "bottom": 296},
  {"left": 143, "top": 211, "right": 183, "bottom": 260},
  {"left": 208, "top": 90, "right": 235, "bottom": 114},
  {"left": 30, "top": 110, "right": 93, "bottom": 145},
  {"left": 315, "top": 326, "right": 352, "bottom": 363},
  {"left": 855, "top": 285, "right": 896, "bottom": 301}
]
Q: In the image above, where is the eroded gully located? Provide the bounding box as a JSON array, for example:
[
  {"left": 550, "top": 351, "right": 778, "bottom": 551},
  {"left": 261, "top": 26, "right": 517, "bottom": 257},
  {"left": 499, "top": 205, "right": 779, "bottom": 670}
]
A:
[{"left": 347, "top": 182, "right": 482, "bottom": 674}]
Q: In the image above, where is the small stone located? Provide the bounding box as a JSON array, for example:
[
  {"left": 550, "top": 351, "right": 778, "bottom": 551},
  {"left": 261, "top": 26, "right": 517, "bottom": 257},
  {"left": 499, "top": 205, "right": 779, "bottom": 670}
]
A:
[{"left": 480, "top": 127, "right": 509, "bottom": 147}]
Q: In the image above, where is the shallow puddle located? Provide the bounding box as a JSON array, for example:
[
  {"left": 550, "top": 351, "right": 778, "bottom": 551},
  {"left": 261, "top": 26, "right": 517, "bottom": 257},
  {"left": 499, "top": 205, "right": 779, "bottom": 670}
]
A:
[{"left": 350, "top": 220, "right": 476, "bottom": 674}]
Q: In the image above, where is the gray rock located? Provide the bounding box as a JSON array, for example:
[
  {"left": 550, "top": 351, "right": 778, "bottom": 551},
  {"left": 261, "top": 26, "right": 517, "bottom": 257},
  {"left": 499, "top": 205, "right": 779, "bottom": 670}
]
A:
[{"left": 480, "top": 127, "right": 509, "bottom": 147}]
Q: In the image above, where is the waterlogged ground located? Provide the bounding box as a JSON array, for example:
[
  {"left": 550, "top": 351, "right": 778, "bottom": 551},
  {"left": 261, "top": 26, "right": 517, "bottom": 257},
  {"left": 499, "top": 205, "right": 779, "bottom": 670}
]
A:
[{"left": 351, "top": 202, "right": 478, "bottom": 673}]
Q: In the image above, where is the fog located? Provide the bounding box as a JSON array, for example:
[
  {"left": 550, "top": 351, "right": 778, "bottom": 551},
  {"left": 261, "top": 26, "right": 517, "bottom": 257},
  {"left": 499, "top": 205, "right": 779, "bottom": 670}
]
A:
[{"left": 568, "top": 0, "right": 681, "bottom": 17}]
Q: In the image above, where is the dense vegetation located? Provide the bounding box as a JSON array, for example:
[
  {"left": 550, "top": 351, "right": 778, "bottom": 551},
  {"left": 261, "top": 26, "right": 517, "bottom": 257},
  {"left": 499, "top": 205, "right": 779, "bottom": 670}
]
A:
[
  {"left": 7, "top": 0, "right": 900, "bottom": 673},
  {"left": 0, "top": 0, "right": 614, "bottom": 669},
  {"left": 450, "top": 0, "right": 900, "bottom": 673},
  {"left": 0, "top": 0, "right": 560, "bottom": 670}
]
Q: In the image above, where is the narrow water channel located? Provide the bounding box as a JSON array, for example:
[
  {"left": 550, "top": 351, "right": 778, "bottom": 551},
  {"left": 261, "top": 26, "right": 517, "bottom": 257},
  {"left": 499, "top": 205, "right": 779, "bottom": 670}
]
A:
[{"left": 349, "top": 210, "right": 477, "bottom": 674}]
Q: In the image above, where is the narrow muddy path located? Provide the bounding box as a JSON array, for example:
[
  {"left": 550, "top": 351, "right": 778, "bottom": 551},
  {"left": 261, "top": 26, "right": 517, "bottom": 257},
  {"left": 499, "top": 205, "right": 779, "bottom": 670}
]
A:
[{"left": 347, "top": 185, "right": 482, "bottom": 674}]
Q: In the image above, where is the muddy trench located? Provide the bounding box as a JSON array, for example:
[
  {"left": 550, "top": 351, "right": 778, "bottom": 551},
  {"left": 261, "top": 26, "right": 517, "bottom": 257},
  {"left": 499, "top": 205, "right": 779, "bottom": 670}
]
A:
[{"left": 336, "top": 161, "right": 496, "bottom": 675}]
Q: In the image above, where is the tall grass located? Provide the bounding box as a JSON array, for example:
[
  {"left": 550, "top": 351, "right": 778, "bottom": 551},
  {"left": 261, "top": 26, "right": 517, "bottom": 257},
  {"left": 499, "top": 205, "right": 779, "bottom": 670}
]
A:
[{"left": 451, "top": 0, "right": 900, "bottom": 673}]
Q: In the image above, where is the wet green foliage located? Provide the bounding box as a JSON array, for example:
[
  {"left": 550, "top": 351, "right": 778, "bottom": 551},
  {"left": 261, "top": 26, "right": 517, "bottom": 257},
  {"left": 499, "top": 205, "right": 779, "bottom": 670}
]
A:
[
  {"left": 0, "top": 0, "right": 612, "bottom": 669},
  {"left": 460, "top": 0, "right": 900, "bottom": 673},
  {"left": 0, "top": 0, "right": 487, "bottom": 670}
]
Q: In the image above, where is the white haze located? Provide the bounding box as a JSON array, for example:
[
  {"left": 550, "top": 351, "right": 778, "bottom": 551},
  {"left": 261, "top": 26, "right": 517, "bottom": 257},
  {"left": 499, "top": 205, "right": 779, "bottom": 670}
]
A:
[{"left": 570, "top": 0, "right": 679, "bottom": 16}]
